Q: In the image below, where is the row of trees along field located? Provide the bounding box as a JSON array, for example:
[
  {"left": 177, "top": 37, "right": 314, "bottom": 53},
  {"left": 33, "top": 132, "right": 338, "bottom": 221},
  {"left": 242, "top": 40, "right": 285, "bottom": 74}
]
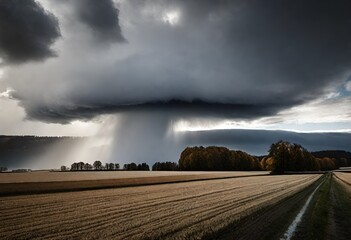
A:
[
  {"left": 263, "top": 141, "right": 343, "bottom": 173},
  {"left": 152, "top": 162, "right": 179, "bottom": 171},
  {"left": 123, "top": 162, "right": 150, "bottom": 171},
  {"left": 178, "top": 142, "right": 349, "bottom": 173},
  {"left": 61, "top": 141, "right": 349, "bottom": 173},
  {"left": 178, "top": 146, "right": 261, "bottom": 171},
  {"left": 63, "top": 161, "right": 150, "bottom": 171},
  {"left": 67, "top": 161, "right": 120, "bottom": 171}
]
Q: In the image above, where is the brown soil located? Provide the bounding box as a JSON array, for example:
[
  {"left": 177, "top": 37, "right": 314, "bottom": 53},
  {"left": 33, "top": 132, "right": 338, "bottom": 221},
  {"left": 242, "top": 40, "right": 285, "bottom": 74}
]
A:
[
  {"left": 215, "top": 173, "right": 351, "bottom": 240},
  {"left": 0, "top": 171, "right": 268, "bottom": 183},
  {"left": 0, "top": 174, "right": 320, "bottom": 240},
  {"left": 215, "top": 176, "right": 324, "bottom": 240},
  {"left": 0, "top": 172, "right": 269, "bottom": 196}
]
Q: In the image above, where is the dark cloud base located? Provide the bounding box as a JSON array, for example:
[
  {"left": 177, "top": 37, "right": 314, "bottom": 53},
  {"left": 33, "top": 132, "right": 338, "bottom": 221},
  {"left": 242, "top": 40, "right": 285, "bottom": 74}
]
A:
[
  {"left": 22, "top": 99, "right": 287, "bottom": 124},
  {"left": 0, "top": 0, "right": 60, "bottom": 64}
]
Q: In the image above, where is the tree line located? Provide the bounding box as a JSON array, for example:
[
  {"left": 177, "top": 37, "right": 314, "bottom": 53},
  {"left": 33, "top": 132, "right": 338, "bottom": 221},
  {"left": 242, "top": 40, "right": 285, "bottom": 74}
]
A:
[
  {"left": 152, "top": 162, "right": 179, "bottom": 171},
  {"left": 62, "top": 161, "right": 180, "bottom": 171},
  {"left": 311, "top": 150, "right": 351, "bottom": 167},
  {"left": 58, "top": 141, "right": 351, "bottom": 173},
  {"left": 178, "top": 146, "right": 261, "bottom": 171},
  {"left": 62, "top": 161, "right": 151, "bottom": 171},
  {"left": 265, "top": 141, "right": 342, "bottom": 174},
  {"left": 64, "top": 161, "right": 120, "bottom": 171},
  {"left": 177, "top": 142, "right": 349, "bottom": 173},
  {"left": 123, "top": 162, "right": 150, "bottom": 171}
]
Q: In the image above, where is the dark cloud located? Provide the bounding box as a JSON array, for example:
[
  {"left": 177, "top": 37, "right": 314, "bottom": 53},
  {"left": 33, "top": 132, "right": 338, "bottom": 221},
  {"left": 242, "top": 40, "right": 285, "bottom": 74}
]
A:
[
  {"left": 0, "top": 0, "right": 60, "bottom": 64},
  {"left": 4, "top": 0, "right": 351, "bottom": 122},
  {"left": 73, "top": 0, "right": 125, "bottom": 42},
  {"left": 21, "top": 99, "right": 285, "bottom": 124}
]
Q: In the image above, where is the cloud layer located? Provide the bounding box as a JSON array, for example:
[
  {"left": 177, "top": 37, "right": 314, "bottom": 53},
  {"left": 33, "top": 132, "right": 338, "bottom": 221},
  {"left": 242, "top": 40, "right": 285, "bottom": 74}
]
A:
[{"left": 1, "top": 0, "right": 351, "bottom": 124}]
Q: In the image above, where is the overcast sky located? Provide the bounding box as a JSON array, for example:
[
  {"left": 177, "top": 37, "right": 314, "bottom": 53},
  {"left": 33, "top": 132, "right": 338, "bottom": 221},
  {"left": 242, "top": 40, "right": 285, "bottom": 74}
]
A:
[{"left": 1, "top": 0, "right": 351, "bottom": 164}]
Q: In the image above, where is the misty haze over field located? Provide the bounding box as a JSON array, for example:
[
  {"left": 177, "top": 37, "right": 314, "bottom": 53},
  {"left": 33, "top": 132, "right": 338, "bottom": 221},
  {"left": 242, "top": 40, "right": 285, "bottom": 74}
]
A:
[{"left": 1, "top": 0, "right": 351, "bottom": 168}]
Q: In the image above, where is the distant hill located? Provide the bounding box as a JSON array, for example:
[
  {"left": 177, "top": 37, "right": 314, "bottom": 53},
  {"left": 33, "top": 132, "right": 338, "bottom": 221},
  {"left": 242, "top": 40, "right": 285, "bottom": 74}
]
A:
[
  {"left": 1, "top": 135, "right": 351, "bottom": 170},
  {"left": 311, "top": 150, "right": 351, "bottom": 166},
  {"left": 0, "top": 136, "right": 82, "bottom": 169}
]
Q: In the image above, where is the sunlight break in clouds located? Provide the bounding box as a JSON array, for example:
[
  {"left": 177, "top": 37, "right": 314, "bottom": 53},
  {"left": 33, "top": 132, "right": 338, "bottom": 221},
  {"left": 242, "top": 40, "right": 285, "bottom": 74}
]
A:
[
  {"left": 162, "top": 10, "right": 181, "bottom": 25},
  {"left": 174, "top": 91, "right": 351, "bottom": 133}
]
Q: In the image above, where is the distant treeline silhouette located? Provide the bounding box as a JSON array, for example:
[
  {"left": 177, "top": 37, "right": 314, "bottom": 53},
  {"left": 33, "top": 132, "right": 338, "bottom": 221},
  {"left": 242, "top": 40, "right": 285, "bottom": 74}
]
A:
[
  {"left": 63, "top": 161, "right": 151, "bottom": 171},
  {"left": 152, "top": 162, "right": 179, "bottom": 171},
  {"left": 67, "top": 161, "right": 120, "bottom": 171},
  {"left": 1, "top": 135, "right": 350, "bottom": 173},
  {"left": 63, "top": 161, "right": 179, "bottom": 171},
  {"left": 29, "top": 141, "right": 351, "bottom": 173},
  {"left": 123, "top": 162, "right": 150, "bottom": 171}
]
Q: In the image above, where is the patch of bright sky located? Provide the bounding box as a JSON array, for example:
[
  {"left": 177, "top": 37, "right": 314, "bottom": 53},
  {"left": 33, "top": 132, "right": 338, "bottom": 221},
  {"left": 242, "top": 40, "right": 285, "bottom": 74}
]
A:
[
  {"left": 0, "top": 90, "right": 101, "bottom": 136},
  {"left": 174, "top": 86, "right": 351, "bottom": 133},
  {"left": 162, "top": 10, "right": 181, "bottom": 25}
]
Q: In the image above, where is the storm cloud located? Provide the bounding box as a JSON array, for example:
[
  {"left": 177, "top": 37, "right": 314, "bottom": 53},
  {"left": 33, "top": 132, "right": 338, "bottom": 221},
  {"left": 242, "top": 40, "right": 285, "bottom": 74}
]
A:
[
  {"left": 2, "top": 0, "right": 350, "bottom": 123},
  {"left": 2, "top": 0, "right": 351, "bottom": 169},
  {"left": 0, "top": 0, "right": 60, "bottom": 64},
  {"left": 72, "top": 0, "right": 125, "bottom": 43}
]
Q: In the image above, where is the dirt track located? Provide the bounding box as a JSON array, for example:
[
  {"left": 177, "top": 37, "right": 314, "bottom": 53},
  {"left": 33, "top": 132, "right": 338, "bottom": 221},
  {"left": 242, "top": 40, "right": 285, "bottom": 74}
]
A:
[
  {"left": 217, "top": 175, "right": 324, "bottom": 240},
  {"left": 217, "top": 172, "right": 351, "bottom": 240}
]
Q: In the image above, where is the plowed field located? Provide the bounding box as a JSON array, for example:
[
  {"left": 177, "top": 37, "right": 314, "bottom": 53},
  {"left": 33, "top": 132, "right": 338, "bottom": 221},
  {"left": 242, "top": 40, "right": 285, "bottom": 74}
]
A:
[{"left": 0, "top": 174, "right": 320, "bottom": 240}]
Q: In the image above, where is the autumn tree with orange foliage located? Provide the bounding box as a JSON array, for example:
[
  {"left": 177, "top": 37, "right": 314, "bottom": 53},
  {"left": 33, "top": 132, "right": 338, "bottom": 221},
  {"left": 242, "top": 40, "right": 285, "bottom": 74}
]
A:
[
  {"left": 267, "top": 140, "right": 337, "bottom": 173},
  {"left": 178, "top": 146, "right": 261, "bottom": 171}
]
